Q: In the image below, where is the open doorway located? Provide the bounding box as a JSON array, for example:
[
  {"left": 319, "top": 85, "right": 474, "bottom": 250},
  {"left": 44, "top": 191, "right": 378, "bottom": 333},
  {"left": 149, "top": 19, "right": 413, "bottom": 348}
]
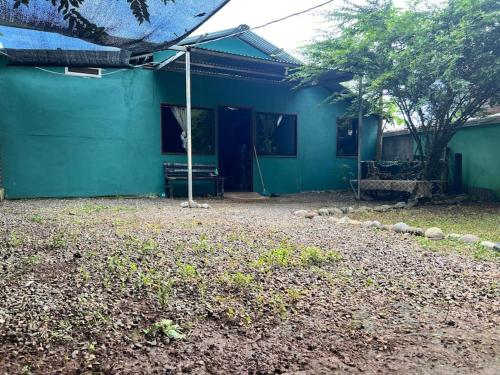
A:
[{"left": 218, "top": 106, "right": 253, "bottom": 192}]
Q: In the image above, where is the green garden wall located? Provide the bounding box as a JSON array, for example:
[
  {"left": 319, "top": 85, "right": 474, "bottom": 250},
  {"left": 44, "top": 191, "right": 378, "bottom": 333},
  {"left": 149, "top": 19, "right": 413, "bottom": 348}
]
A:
[
  {"left": 448, "top": 123, "right": 500, "bottom": 200},
  {"left": 0, "top": 65, "right": 377, "bottom": 199}
]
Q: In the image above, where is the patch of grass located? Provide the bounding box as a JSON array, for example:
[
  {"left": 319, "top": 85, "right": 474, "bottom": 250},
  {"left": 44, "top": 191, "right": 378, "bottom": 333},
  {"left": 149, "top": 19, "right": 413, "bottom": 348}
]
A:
[
  {"left": 193, "top": 234, "right": 214, "bottom": 254},
  {"left": 157, "top": 279, "right": 174, "bottom": 307},
  {"left": 22, "top": 254, "right": 42, "bottom": 270},
  {"left": 177, "top": 262, "right": 198, "bottom": 280},
  {"left": 256, "top": 241, "right": 294, "bottom": 268},
  {"left": 7, "top": 231, "right": 23, "bottom": 247},
  {"left": 50, "top": 231, "right": 68, "bottom": 249},
  {"left": 30, "top": 214, "right": 45, "bottom": 224},
  {"left": 351, "top": 204, "right": 500, "bottom": 259},
  {"left": 299, "top": 246, "right": 343, "bottom": 266},
  {"left": 220, "top": 271, "right": 255, "bottom": 291}
]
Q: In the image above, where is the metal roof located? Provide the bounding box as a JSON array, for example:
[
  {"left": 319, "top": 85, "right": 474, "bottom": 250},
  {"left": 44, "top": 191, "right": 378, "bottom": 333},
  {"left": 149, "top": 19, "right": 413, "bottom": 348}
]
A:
[{"left": 180, "top": 24, "right": 302, "bottom": 65}]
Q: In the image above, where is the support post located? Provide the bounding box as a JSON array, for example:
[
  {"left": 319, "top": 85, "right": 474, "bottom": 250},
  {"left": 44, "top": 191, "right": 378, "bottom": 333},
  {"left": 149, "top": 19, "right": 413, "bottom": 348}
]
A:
[
  {"left": 185, "top": 47, "right": 194, "bottom": 205},
  {"left": 357, "top": 75, "right": 363, "bottom": 200}
]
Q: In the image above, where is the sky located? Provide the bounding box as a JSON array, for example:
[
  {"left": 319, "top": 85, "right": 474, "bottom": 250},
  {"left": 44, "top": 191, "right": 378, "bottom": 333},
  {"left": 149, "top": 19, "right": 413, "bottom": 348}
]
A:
[{"left": 197, "top": 0, "right": 443, "bottom": 56}]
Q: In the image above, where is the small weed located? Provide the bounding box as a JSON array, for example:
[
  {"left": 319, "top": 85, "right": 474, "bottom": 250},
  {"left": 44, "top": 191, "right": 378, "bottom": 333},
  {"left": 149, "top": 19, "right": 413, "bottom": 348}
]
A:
[
  {"left": 144, "top": 319, "right": 185, "bottom": 340},
  {"left": 79, "top": 266, "right": 91, "bottom": 283},
  {"left": 50, "top": 232, "right": 68, "bottom": 249},
  {"left": 256, "top": 241, "right": 294, "bottom": 268},
  {"left": 30, "top": 214, "right": 45, "bottom": 224},
  {"left": 220, "top": 271, "right": 255, "bottom": 291},
  {"left": 270, "top": 293, "right": 288, "bottom": 320},
  {"left": 365, "top": 277, "right": 377, "bottom": 288},
  {"left": 157, "top": 279, "right": 174, "bottom": 307},
  {"left": 22, "top": 254, "right": 42, "bottom": 270},
  {"left": 177, "top": 263, "right": 198, "bottom": 280},
  {"left": 299, "top": 246, "right": 343, "bottom": 266},
  {"left": 193, "top": 234, "right": 214, "bottom": 254},
  {"left": 7, "top": 231, "right": 23, "bottom": 247},
  {"left": 286, "top": 288, "right": 306, "bottom": 303}
]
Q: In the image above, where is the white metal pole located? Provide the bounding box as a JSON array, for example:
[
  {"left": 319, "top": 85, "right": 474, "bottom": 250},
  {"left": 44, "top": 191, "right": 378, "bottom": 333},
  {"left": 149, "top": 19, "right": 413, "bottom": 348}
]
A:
[
  {"left": 185, "top": 47, "right": 194, "bottom": 205},
  {"left": 357, "top": 75, "right": 363, "bottom": 200}
]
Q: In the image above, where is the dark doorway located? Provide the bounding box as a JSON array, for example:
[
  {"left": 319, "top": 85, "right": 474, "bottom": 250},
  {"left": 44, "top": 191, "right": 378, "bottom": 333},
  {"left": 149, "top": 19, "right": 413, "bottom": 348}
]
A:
[{"left": 218, "top": 107, "right": 253, "bottom": 192}]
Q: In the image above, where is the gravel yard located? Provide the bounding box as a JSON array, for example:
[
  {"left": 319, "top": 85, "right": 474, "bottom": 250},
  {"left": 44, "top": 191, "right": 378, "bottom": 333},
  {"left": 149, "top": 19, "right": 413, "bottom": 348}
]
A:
[{"left": 1, "top": 194, "right": 499, "bottom": 374}]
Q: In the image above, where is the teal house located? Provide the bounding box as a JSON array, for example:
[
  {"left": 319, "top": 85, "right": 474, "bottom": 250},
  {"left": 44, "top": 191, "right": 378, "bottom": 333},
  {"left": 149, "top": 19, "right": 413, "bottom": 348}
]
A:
[{"left": 0, "top": 25, "right": 378, "bottom": 199}]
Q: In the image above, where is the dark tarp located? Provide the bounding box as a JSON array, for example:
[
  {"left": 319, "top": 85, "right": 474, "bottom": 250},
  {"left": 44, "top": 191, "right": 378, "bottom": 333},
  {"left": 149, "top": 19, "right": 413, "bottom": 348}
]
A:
[{"left": 0, "top": 0, "right": 230, "bottom": 66}]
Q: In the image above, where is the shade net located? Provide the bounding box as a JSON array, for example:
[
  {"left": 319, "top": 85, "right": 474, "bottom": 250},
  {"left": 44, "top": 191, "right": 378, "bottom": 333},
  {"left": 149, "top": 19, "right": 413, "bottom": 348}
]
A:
[{"left": 0, "top": 0, "right": 229, "bottom": 67}]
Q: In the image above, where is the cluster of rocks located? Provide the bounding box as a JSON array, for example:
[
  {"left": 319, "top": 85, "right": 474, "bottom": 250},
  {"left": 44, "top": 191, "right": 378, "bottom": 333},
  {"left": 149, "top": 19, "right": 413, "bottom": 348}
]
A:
[
  {"left": 293, "top": 204, "right": 499, "bottom": 252},
  {"left": 180, "top": 201, "right": 210, "bottom": 209},
  {"left": 293, "top": 201, "right": 414, "bottom": 220}
]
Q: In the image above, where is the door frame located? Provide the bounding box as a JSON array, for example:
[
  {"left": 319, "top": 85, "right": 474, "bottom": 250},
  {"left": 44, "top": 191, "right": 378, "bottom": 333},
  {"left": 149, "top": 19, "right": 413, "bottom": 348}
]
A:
[{"left": 217, "top": 105, "right": 254, "bottom": 192}]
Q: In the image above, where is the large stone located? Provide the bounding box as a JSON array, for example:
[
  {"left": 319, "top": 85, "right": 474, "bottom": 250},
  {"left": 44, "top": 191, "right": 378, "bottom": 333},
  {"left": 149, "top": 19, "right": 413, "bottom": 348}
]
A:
[
  {"left": 394, "top": 202, "right": 407, "bottom": 209},
  {"left": 425, "top": 227, "right": 444, "bottom": 240},
  {"left": 480, "top": 241, "right": 495, "bottom": 249},
  {"left": 318, "top": 208, "right": 330, "bottom": 216},
  {"left": 459, "top": 234, "right": 480, "bottom": 244},
  {"left": 305, "top": 211, "right": 319, "bottom": 219},
  {"left": 294, "top": 210, "right": 308, "bottom": 217},
  {"left": 337, "top": 217, "right": 351, "bottom": 225},
  {"left": 372, "top": 221, "right": 383, "bottom": 229},
  {"left": 328, "top": 207, "right": 344, "bottom": 216},
  {"left": 393, "top": 222, "right": 410, "bottom": 233}
]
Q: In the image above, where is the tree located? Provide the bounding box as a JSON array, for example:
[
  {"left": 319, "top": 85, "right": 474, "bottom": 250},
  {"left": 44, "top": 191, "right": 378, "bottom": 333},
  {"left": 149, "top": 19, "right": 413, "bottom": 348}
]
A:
[{"left": 297, "top": 0, "right": 500, "bottom": 179}]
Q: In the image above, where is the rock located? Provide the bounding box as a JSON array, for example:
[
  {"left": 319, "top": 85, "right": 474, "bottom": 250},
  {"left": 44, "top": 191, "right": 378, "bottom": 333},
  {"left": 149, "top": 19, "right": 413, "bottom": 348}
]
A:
[
  {"left": 381, "top": 224, "right": 394, "bottom": 231},
  {"left": 394, "top": 202, "right": 407, "bottom": 209},
  {"left": 357, "top": 206, "right": 373, "bottom": 212},
  {"left": 201, "top": 203, "right": 210, "bottom": 209},
  {"left": 294, "top": 210, "right": 308, "bottom": 217},
  {"left": 328, "top": 207, "right": 343, "bottom": 216},
  {"left": 347, "top": 207, "right": 355, "bottom": 214},
  {"left": 180, "top": 202, "right": 190, "bottom": 208},
  {"left": 480, "top": 241, "right": 495, "bottom": 249},
  {"left": 318, "top": 208, "right": 330, "bottom": 216},
  {"left": 340, "top": 207, "right": 348, "bottom": 214},
  {"left": 329, "top": 217, "right": 340, "bottom": 224},
  {"left": 393, "top": 222, "right": 410, "bottom": 233},
  {"left": 305, "top": 211, "right": 319, "bottom": 219},
  {"left": 337, "top": 217, "right": 350, "bottom": 225},
  {"left": 350, "top": 220, "right": 361, "bottom": 225},
  {"left": 459, "top": 234, "right": 480, "bottom": 244},
  {"left": 374, "top": 204, "right": 392, "bottom": 212},
  {"left": 372, "top": 220, "right": 383, "bottom": 229},
  {"left": 361, "top": 221, "right": 375, "bottom": 228},
  {"left": 494, "top": 243, "right": 500, "bottom": 252},
  {"left": 312, "top": 215, "right": 322, "bottom": 221},
  {"left": 407, "top": 227, "right": 424, "bottom": 236},
  {"left": 446, "top": 233, "right": 462, "bottom": 241},
  {"left": 425, "top": 227, "right": 444, "bottom": 240}
]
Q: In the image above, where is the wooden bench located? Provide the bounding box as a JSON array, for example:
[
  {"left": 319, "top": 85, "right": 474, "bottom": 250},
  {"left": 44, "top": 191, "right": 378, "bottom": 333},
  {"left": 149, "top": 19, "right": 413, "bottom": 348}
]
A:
[{"left": 163, "top": 163, "right": 224, "bottom": 199}]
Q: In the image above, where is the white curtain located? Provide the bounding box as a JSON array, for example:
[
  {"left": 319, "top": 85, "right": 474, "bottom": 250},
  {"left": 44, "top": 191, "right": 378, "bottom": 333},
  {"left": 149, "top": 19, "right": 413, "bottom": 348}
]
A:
[{"left": 171, "top": 106, "right": 188, "bottom": 150}]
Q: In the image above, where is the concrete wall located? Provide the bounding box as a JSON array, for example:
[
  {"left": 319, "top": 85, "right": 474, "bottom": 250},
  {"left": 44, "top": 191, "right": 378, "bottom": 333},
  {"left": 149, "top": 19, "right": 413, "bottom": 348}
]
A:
[
  {"left": 0, "top": 64, "right": 377, "bottom": 199},
  {"left": 382, "top": 123, "right": 500, "bottom": 200}
]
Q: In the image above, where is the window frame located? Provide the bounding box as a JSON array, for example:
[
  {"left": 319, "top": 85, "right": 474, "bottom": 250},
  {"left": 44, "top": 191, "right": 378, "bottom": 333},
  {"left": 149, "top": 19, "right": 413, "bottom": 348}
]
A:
[
  {"left": 254, "top": 111, "right": 298, "bottom": 158},
  {"left": 160, "top": 103, "right": 217, "bottom": 156},
  {"left": 336, "top": 117, "right": 359, "bottom": 158},
  {"left": 64, "top": 67, "right": 102, "bottom": 78}
]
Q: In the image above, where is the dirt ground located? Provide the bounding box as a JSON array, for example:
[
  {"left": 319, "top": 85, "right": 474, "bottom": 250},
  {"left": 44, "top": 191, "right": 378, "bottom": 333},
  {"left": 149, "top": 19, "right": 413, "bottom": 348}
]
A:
[{"left": 1, "top": 194, "right": 499, "bottom": 374}]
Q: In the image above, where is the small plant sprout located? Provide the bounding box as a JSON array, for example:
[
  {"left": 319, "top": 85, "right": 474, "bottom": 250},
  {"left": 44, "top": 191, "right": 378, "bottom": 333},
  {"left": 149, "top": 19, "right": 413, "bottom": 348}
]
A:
[
  {"left": 256, "top": 241, "right": 295, "bottom": 268},
  {"left": 157, "top": 279, "right": 174, "bottom": 307},
  {"left": 299, "top": 246, "right": 343, "bottom": 266},
  {"left": 30, "top": 214, "right": 45, "bottom": 224},
  {"left": 7, "top": 231, "right": 23, "bottom": 247},
  {"left": 144, "top": 319, "right": 185, "bottom": 340},
  {"left": 177, "top": 263, "right": 198, "bottom": 280}
]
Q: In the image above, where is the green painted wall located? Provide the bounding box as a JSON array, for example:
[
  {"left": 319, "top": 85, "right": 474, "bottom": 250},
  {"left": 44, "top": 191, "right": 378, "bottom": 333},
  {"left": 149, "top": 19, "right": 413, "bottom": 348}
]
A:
[
  {"left": 0, "top": 64, "right": 377, "bottom": 199},
  {"left": 448, "top": 123, "right": 500, "bottom": 200}
]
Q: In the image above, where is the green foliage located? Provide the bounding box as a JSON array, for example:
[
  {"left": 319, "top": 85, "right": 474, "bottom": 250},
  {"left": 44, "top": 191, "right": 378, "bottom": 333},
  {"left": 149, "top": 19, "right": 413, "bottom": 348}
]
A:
[
  {"left": 256, "top": 241, "right": 295, "bottom": 268},
  {"left": 299, "top": 246, "right": 343, "bottom": 266},
  {"left": 298, "top": 0, "right": 500, "bottom": 179},
  {"left": 220, "top": 272, "right": 255, "bottom": 291},
  {"left": 144, "top": 319, "right": 185, "bottom": 340},
  {"left": 30, "top": 214, "right": 45, "bottom": 224},
  {"left": 177, "top": 263, "right": 198, "bottom": 280},
  {"left": 7, "top": 231, "right": 23, "bottom": 247}
]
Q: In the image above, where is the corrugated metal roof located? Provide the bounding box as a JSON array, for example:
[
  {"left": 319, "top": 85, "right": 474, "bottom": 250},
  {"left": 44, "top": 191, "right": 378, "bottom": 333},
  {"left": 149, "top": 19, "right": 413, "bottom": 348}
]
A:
[{"left": 180, "top": 24, "right": 302, "bottom": 65}]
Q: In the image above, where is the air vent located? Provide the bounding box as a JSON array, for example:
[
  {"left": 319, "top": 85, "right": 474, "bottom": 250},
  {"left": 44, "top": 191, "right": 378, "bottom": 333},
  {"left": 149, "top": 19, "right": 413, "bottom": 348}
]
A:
[{"left": 65, "top": 67, "right": 102, "bottom": 78}]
